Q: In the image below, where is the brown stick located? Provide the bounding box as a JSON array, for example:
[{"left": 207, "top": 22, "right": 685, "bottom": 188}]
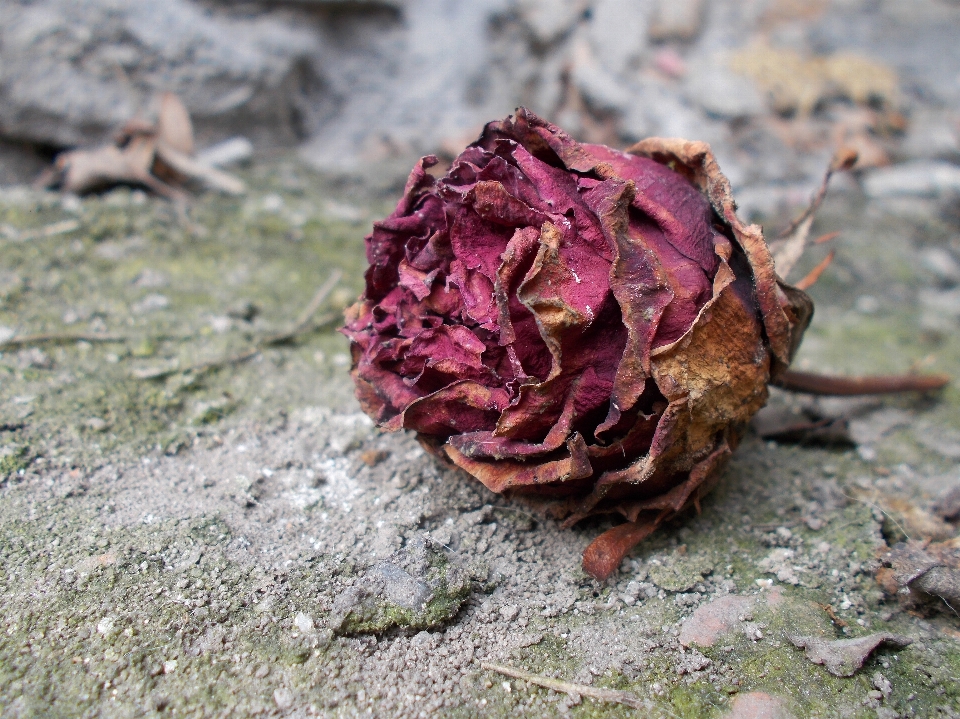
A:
[
  {"left": 774, "top": 369, "right": 950, "bottom": 396},
  {"left": 480, "top": 662, "right": 643, "bottom": 710},
  {"left": 132, "top": 271, "right": 341, "bottom": 381},
  {"left": 777, "top": 148, "right": 858, "bottom": 240}
]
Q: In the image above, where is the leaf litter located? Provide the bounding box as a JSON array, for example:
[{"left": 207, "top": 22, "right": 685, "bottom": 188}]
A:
[{"left": 35, "top": 92, "right": 244, "bottom": 198}]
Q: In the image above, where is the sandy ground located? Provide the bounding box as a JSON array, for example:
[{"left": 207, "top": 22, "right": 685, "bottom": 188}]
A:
[{"left": 1, "top": 168, "right": 960, "bottom": 718}]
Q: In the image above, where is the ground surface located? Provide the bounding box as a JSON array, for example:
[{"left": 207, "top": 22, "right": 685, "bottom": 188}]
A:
[{"left": 1, "top": 163, "right": 960, "bottom": 719}]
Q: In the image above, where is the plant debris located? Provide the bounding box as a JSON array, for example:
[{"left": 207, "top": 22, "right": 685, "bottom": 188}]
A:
[
  {"left": 877, "top": 539, "right": 960, "bottom": 609},
  {"left": 788, "top": 633, "right": 913, "bottom": 677},
  {"left": 342, "top": 108, "right": 949, "bottom": 581},
  {"left": 729, "top": 44, "right": 900, "bottom": 117},
  {"left": 35, "top": 93, "right": 244, "bottom": 198},
  {"left": 480, "top": 662, "right": 643, "bottom": 709}
]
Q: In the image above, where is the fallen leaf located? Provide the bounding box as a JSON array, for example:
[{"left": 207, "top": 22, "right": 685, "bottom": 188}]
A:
[
  {"left": 37, "top": 92, "right": 244, "bottom": 199},
  {"left": 751, "top": 404, "right": 853, "bottom": 446},
  {"left": 155, "top": 140, "right": 246, "bottom": 195},
  {"left": 788, "top": 633, "right": 912, "bottom": 677},
  {"left": 880, "top": 539, "right": 960, "bottom": 606},
  {"left": 933, "top": 486, "right": 960, "bottom": 523},
  {"left": 157, "top": 92, "right": 194, "bottom": 156}
]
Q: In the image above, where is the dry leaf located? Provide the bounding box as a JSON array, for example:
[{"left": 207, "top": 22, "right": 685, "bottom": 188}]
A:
[
  {"left": 788, "top": 633, "right": 913, "bottom": 677},
  {"left": 38, "top": 92, "right": 244, "bottom": 199},
  {"left": 879, "top": 539, "right": 960, "bottom": 607},
  {"left": 157, "top": 92, "right": 194, "bottom": 156}
]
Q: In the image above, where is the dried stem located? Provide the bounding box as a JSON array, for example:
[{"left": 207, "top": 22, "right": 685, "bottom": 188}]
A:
[
  {"left": 480, "top": 662, "right": 643, "bottom": 710},
  {"left": 793, "top": 249, "right": 835, "bottom": 290},
  {"left": 134, "top": 271, "right": 342, "bottom": 380},
  {"left": 0, "top": 333, "right": 127, "bottom": 351},
  {"left": 769, "top": 148, "right": 857, "bottom": 279},
  {"left": 774, "top": 369, "right": 950, "bottom": 396},
  {"left": 778, "top": 148, "right": 858, "bottom": 240}
]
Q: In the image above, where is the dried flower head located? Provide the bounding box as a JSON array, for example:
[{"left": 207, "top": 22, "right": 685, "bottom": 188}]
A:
[{"left": 343, "top": 108, "right": 817, "bottom": 579}]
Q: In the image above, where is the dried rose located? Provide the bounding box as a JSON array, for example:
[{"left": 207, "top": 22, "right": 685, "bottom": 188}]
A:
[{"left": 342, "top": 108, "right": 813, "bottom": 579}]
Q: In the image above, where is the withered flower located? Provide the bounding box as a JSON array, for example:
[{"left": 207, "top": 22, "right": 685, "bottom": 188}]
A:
[{"left": 342, "top": 108, "right": 863, "bottom": 579}]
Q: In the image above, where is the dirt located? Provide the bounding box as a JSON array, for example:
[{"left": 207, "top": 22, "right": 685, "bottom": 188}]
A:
[{"left": 1, "top": 163, "right": 959, "bottom": 718}]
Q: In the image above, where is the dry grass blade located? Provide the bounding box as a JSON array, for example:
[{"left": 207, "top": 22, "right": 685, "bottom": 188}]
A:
[
  {"left": 771, "top": 147, "right": 857, "bottom": 279},
  {"left": 133, "top": 271, "right": 341, "bottom": 380},
  {"left": 794, "top": 249, "right": 836, "bottom": 290},
  {"left": 1, "top": 220, "right": 81, "bottom": 242},
  {"left": 0, "top": 333, "right": 127, "bottom": 351},
  {"left": 290, "top": 269, "right": 344, "bottom": 334},
  {"left": 480, "top": 662, "right": 643, "bottom": 710}
]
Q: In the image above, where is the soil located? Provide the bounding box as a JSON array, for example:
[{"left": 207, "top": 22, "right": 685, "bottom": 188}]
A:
[{"left": 1, "top": 162, "right": 959, "bottom": 718}]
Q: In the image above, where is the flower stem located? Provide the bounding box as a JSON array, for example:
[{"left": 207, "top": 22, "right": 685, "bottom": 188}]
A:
[{"left": 774, "top": 369, "right": 950, "bottom": 396}]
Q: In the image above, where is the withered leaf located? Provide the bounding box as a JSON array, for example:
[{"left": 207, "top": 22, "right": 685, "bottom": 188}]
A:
[
  {"left": 879, "top": 539, "right": 960, "bottom": 606},
  {"left": 788, "top": 633, "right": 913, "bottom": 677}
]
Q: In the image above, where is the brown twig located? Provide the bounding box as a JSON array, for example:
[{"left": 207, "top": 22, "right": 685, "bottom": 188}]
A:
[
  {"left": 133, "top": 272, "right": 342, "bottom": 380},
  {"left": 774, "top": 369, "right": 950, "bottom": 396},
  {"left": 777, "top": 148, "right": 858, "bottom": 240},
  {"left": 480, "top": 662, "right": 643, "bottom": 710}
]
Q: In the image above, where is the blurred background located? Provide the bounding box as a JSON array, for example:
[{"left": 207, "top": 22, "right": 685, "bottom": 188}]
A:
[
  {"left": 2, "top": 5, "right": 960, "bottom": 716},
  {"left": 2, "top": 0, "right": 959, "bottom": 217}
]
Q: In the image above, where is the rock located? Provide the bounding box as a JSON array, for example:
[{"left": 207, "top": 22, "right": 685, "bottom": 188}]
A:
[
  {"left": 293, "top": 612, "right": 315, "bottom": 633},
  {"left": 933, "top": 485, "right": 960, "bottom": 522},
  {"left": 649, "top": 0, "right": 703, "bottom": 41},
  {"left": 862, "top": 161, "right": 960, "bottom": 199},
  {"left": 679, "top": 594, "right": 754, "bottom": 647},
  {"left": 901, "top": 108, "right": 960, "bottom": 161},
  {"left": 647, "top": 553, "right": 712, "bottom": 592},
  {"left": 788, "top": 633, "right": 913, "bottom": 677},
  {"left": 498, "top": 604, "right": 520, "bottom": 622},
  {"left": 918, "top": 287, "right": 960, "bottom": 332},
  {"left": 132, "top": 269, "right": 168, "bottom": 289},
  {"left": 327, "top": 539, "right": 473, "bottom": 634},
  {"left": 517, "top": 0, "right": 584, "bottom": 44},
  {"left": 570, "top": 36, "right": 634, "bottom": 114},
  {"left": 585, "top": 0, "right": 652, "bottom": 78},
  {"left": 375, "top": 562, "right": 433, "bottom": 612},
  {"left": 919, "top": 247, "right": 960, "bottom": 286},
  {"left": 758, "top": 548, "right": 800, "bottom": 585},
  {"left": 131, "top": 293, "right": 170, "bottom": 315},
  {"left": 685, "top": 52, "right": 766, "bottom": 119},
  {"left": 912, "top": 421, "right": 960, "bottom": 460},
  {"left": 675, "top": 648, "right": 711, "bottom": 675},
  {"left": 848, "top": 408, "right": 912, "bottom": 448},
  {"left": 273, "top": 687, "right": 294, "bottom": 710},
  {"left": 0, "top": 0, "right": 318, "bottom": 149},
  {"left": 17, "top": 347, "right": 52, "bottom": 370},
  {"left": 723, "top": 692, "right": 794, "bottom": 719}
]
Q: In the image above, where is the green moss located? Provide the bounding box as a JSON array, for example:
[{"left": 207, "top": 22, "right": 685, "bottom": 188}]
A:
[
  {"left": 334, "top": 559, "right": 473, "bottom": 635},
  {"left": 0, "top": 165, "right": 381, "bottom": 463},
  {"left": 0, "top": 445, "right": 30, "bottom": 477}
]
